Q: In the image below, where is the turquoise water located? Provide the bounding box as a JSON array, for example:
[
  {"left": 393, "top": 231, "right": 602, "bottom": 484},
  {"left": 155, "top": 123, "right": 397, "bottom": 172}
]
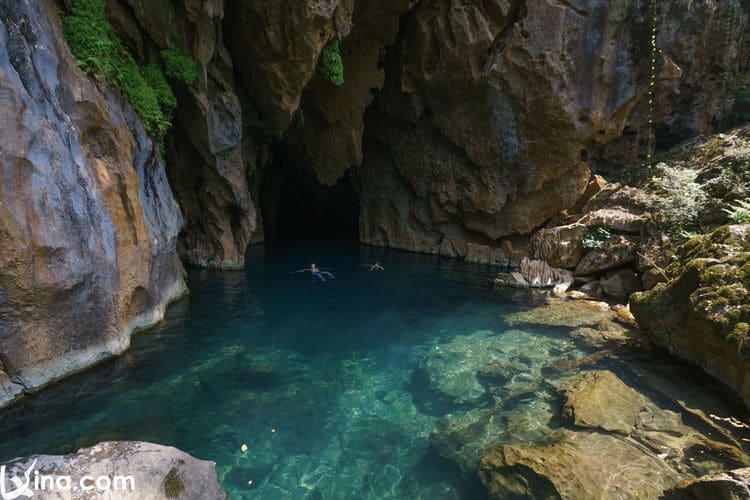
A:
[{"left": 1, "top": 242, "right": 745, "bottom": 498}]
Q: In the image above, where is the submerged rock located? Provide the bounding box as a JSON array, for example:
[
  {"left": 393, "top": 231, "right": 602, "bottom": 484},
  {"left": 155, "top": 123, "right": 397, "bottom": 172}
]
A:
[
  {"left": 479, "top": 369, "right": 749, "bottom": 499},
  {"left": 504, "top": 299, "right": 615, "bottom": 330},
  {"left": 0, "top": 441, "right": 225, "bottom": 499},
  {"left": 630, "top": 225, "right": 750, "bottom": 408},
  {"left": 430, "top": 406, "right": 507, "bottom": 473},
  {"left": 479, "top": 429, "right": 682, "bottom": 499},
  {"left": 419, "top": 329, "right": 579, "bottom": 407}
]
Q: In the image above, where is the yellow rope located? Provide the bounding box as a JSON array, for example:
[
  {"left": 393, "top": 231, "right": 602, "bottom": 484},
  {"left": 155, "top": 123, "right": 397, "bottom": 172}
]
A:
[{"left": 645, "top": 0, "right": 658, "bottom": 171}]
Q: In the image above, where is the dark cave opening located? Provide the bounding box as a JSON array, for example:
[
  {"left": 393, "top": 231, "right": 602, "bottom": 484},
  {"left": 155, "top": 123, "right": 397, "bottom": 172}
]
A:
[{"left": 259, "top": 158, "right": 359, "bottom": 244}]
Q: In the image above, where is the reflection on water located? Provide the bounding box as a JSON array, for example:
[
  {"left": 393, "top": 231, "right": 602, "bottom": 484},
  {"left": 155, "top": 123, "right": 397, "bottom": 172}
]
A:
[{"left": 0, "top": 241, "right": 748, "bottom": 498}]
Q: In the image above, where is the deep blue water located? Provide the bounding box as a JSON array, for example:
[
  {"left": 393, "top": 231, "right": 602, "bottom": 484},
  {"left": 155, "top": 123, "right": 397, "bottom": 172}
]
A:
[{"left": 1, "top": 242, "right": 746, "bottom": 498}]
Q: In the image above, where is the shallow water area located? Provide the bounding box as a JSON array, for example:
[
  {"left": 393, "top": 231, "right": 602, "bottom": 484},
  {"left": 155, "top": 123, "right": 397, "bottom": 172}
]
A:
[{"left": 1, "top": 241, "right": 748, "bottom": 498}]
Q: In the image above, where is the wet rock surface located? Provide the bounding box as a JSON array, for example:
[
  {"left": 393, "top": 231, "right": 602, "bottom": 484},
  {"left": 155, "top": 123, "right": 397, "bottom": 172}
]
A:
[{"left": 0, "top": 441, "right": 225, "bottom": 499}]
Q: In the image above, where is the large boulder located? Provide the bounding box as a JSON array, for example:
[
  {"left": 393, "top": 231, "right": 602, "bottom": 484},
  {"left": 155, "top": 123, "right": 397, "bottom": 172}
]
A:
[
  {"left": 630, "top": 225, "right": 750, "bottom": 408},
  {"left": 0, "top": 441, "right": 225, "bottom": 499},
  {"left": 0, "top": 0, "right": 186, "bottom": 409}
]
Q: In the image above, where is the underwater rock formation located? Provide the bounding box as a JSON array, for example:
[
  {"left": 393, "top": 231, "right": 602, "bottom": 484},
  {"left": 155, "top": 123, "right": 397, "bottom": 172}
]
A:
[
  {"left": 0, "top": 0, "right": 185, "bottom": 408},
  {"left": 0, "top": 441, "right": 225, "bottom": 499},
  {"left": 479, "top": 369, "right": 749, "bottom": 499},
  {"left": 631, "top": 224, "right": 750, "bottom": 408}
]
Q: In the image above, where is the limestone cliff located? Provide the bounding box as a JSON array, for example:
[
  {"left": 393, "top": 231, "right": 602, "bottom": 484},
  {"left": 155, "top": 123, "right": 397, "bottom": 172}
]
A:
[
  {"left": 0, "top": 0, "right": 185, "bottom": 407},
  {"left": 0, "top": 0, "right": 747, "bottom": 409}
]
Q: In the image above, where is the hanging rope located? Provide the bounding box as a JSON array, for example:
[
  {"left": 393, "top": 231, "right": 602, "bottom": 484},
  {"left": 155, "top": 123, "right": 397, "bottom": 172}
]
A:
[{"left": 645, "top": 0, "right": 658, "bottom": 171}]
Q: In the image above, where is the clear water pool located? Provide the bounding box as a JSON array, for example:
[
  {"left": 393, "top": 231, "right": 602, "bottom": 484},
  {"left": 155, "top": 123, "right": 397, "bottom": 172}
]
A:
[{"left": 0, "top": 242, "right": 747, "bottom": 498}]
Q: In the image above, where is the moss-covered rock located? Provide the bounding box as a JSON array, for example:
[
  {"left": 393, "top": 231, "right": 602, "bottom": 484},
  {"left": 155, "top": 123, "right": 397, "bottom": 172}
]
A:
[{"left": 630, "top": 224, "right": 750, "bottom": 407}]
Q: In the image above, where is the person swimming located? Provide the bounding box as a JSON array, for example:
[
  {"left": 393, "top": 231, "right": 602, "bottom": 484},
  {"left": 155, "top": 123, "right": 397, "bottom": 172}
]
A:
[
  {"left": 368, "top": 262, "right": 384, "bottom": 271},
  {"left": 293, "top": 263, "right": 335, "bottom": 282}
]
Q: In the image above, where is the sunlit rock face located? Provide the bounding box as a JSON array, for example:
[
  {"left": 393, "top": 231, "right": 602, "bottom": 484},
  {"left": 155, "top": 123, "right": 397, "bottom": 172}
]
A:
[{"left": 0, "top": 0, "right": 185, "bottom": 406}]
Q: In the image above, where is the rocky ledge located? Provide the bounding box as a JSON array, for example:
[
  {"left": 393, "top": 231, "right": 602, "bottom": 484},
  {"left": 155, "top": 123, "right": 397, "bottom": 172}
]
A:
[
  {"left": 0, "top": 441, "right": 225, "bottom": 499},
  {"left": 631, "top": 224, "right": 750, "bottom": 407}
]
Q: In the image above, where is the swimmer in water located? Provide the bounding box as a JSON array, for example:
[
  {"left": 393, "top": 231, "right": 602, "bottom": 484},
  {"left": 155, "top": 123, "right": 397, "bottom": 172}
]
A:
[
  {"left": 368, "top": 262, "right": 384, "bottom": 271},
  {"left": 293, "top": 263, "right": 335, "bottom": 282}
]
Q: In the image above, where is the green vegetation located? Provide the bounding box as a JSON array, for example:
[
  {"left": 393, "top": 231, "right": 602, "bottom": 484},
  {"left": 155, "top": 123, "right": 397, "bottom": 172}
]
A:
[
  {"left": 724, "top": 199, "right": 750, "bottom": 224},
  {"left": 648, "top": 163, "right": 707, "bottom": 240},
  {"left": 318, "top": 40, "right": 344, "bottom": 86},
  {"left": 161, "top": 47, "right": 199, "bottom": 86},
  {"left": 581, "top": 227, "right": 612, "bottom": 250},
  {"left": 63, "top": 0, "right": 196, "bottom": 139},
  {"left": 142, "top": 63, "right": 177, "bottom": 109},
  {"left": 163, "top": 468, "right": 185, "bottom": 498}
]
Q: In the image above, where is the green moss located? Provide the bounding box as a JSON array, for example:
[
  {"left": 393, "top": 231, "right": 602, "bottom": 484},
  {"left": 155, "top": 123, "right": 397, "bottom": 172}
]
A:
[
  {"left": 161, "top": 47, "right": 199, "bottom": 86},
  {"left": 163, "top": 467, "right": 184, "bottom": 498},
  {"left": 63, "top": 0, "right": 175, "bottom": 138},
  {"left": 318, "top": 40, "right": 344, "bottom": 86}
]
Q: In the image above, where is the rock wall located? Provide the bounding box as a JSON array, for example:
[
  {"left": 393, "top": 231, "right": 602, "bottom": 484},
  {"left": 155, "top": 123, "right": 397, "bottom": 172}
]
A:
[
  {"left": 353, "top": 0, "right": 749, "bottom": 256},
  {"left": 97, "top": 0, "right": 749, "bottom": 262},
  {"left": 0, "top": 0, "right": 186, "bottom": 407},
  {"left": 112, "top": 0, "right": 260, "bottom": 269}
]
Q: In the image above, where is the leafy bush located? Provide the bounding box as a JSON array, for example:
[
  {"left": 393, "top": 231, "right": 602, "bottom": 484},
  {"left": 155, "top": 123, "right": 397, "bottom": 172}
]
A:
[
  {"left": 161, "top": 47, "right": 199, "bottom": 86},
  {"left": 63, "top": 0, "right": 175, "bottom": 137},
  {"left": 648, "top": 163, "right": 708, "bottom": 240},
  {"left": 318, "top": 40, "right": 344, "bottom": 86},
  {"left": 724, "top": 199, "right": 750, "bottom": 224},
  {"left": 581, "top": 227, "right": 612, "bottom": 250}
]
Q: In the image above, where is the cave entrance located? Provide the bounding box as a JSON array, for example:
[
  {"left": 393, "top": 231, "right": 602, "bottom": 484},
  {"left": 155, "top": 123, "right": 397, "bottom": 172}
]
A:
[{"left": 259, "top": 159, "right": 359, "bottom": 244}]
